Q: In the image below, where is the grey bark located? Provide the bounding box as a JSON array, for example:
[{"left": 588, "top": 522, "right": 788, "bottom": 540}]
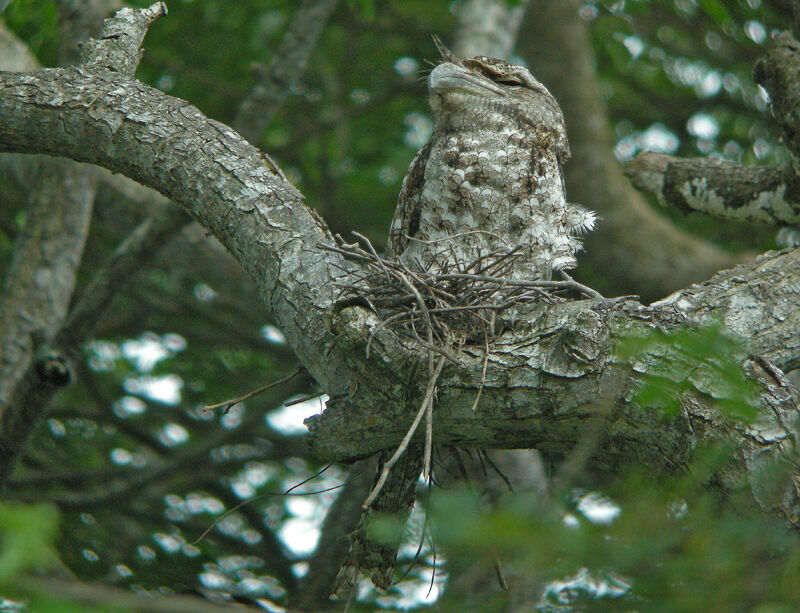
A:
[
  {"left": 626, "top": 152, "right": 800, "bottom": 224},
  {"left": 452, "top": 0, "right": 529, "bottom": 59},
  {"left": 1, "top": 4, "right": 800, "bottom": 599}
]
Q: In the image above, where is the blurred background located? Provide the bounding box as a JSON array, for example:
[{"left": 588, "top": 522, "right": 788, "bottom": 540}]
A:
[{"left": 0, "top": 0, "right": 797, "bottom": 611}]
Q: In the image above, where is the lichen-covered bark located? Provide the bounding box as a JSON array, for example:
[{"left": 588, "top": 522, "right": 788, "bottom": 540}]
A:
[
  {"left": 625, "top": 32, "right": 800, "bottom": 231},
  {"left": 1, "top": 1, "right": 799, "bottom": 546},
  {"left": 625, "top": 152, "right": 800, "bottom": 224}
]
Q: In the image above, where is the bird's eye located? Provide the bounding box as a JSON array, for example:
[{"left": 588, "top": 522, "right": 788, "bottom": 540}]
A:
[{"left": 495, "top": 78, "right": 522, "bottom": 86}]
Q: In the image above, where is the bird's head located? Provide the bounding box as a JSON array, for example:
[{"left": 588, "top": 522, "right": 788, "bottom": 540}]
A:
[{"left": 427, "top": 48, "right": 569, "bottom": 161}]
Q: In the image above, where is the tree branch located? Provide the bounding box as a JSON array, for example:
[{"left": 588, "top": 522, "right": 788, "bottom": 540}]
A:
[
  {"left": 233, "top": 0, "right": 338, "bottom": 145},
  {"left": 625, "top": 32, "right": 800, "bottom": 229},
  {"left": 520, "top": 0, "right": 742, "bottom": 300},
  {"left": 3, "top": 3, "right": 800, "bottom": 560},
  {"left": 451, "top": 0, "right": 529, "bottom": 59},
  {"left": 15, "top": 574, "right": 265, "bottom": 613},
  {"left": 293, "top": 457, "right": 376, "bottom": 611},
  {"left": 59, "top": 205, "right": 189, "bottom": 347},
  {"left": 625, "top": 152, "right": 800, "bottom": 224},
  {"left": 0, "top": 157, "right": 98, "bottom": 484},
  {"left": 754, "top": 31, "right": 800, "bottom": 165}
]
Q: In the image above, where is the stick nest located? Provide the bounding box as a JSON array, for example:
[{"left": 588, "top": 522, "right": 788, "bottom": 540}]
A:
[
  {"left": 326, "top": 232, "right": 602, "bottom": 349},
  {"left": 326, "top": 232, "right": 605, "bottom": 592}
]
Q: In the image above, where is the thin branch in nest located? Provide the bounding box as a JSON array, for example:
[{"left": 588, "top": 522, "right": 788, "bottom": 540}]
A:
[
  {"left": 560, "top": 270, "right": 604, "bottom": 299},
  {"left": 409, "top": 313, "right": 458, "bottom": 362},
  {"left": 424, "top": 355, "right": 435, "bottom": 480},
  {"left": 468, "top": 245, "right": 523, "bottom": 276},
  {"left": 352, "top": 230, "right": 392, "bottom": 282},
  {"left": 470, "top": 321, "right": 490, "bottom": 413}
]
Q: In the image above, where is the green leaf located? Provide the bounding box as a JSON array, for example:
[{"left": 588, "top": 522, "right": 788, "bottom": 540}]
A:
[{"left": 0, "top": 502, "right": 60, "bottom": 584}]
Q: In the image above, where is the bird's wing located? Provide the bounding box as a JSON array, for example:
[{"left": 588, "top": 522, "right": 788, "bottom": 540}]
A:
[{"left": 386, "top": 141, "right": 433, "bottom": 258}]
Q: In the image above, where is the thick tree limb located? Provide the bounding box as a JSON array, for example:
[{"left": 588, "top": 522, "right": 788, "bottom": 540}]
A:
[
  {"left": 451, "top": 0, "right": 529, "bottom": 59},
  {"left": 308, "top": 246, "right": 800, "bottom": 525},
  {"left": 626, "top": 32, "right": 800, "bottom": 229},
  {"left": 625, "top": 153, "right": 800, "bottom": 224}
]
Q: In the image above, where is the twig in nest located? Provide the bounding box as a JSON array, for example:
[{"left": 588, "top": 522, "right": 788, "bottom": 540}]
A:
[
  {"left": 352, "top": 230, "right": 392, "bottom": 282},
  {"left": 362, "top": 350, "right": 448, "bottom": 510},
  {"left": 470, "top": 320, "right": 490, "bottom": 413},
  {"left": 203, "top": 366, "right": 305, "bottom": 414},
  {"left": 559, "top": 270, "right": 604, "bottom": 299}
]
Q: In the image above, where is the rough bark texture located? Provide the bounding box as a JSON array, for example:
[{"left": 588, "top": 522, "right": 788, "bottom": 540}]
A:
[
  {"left": 2, "top": 6, "right": 800, "bottom": 608},
  {"left": 626, "top": 152, "right": 800, "bottom": 224},
  {"left": 308, "top": 253, "right": 799, "bottom": 464}
]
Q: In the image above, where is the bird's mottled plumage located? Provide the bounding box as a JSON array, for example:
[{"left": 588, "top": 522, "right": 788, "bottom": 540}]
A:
[
  {"left": 339, "top": 51, "right": 597, "bottom": 594},
  {"left": 387, "top": 54, "right": 595, "bottom": 280}
]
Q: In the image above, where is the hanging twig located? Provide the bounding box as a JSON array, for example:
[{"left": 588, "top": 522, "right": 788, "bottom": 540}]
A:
[
  {"left": 362, "top": 352, "right": 448, "bottom": 510},
  {"left": 203, "top": 366, "right": 305, "bottom": 414}
]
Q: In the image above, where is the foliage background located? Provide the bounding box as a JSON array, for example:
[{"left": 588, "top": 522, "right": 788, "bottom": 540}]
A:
[{"left": 0, "top": 0, "right": 797, "bottom": 610}]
